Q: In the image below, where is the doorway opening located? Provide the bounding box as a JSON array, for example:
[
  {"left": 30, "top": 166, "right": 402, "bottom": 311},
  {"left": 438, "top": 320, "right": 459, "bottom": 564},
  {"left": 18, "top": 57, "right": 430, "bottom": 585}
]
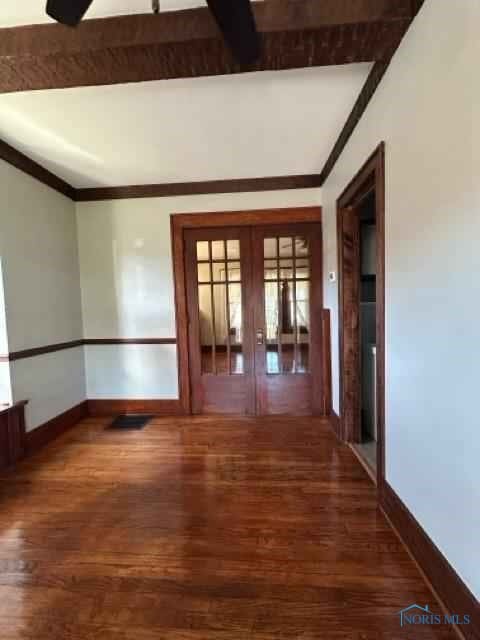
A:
[
  {"left": 358, "top": 191, "right": 377, "bottom": 469},
  {"left": 337, "top": 144, "right": 385, "bottom": 484},
  {"left": 171, "top": 207, "right": 327, "bottom": 417}
]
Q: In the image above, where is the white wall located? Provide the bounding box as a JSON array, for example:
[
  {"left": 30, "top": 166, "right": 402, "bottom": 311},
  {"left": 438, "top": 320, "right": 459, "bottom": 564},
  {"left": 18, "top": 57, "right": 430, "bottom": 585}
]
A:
[
  {"left": 76, "top": 188, "right": 321, "bottom": 399},
  {"left": 322, "top": 0, "right": 479, "bottom": 598},
  {"left": 0, "top": 160, "right": 86, "bottom": 430}
]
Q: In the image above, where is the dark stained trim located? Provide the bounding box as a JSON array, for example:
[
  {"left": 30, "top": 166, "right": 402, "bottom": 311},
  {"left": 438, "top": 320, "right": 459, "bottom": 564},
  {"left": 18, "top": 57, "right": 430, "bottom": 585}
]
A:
[
  {"left": 337, "top": 143, "right": 385, "bottom": 486},
  {"left": 172, "top": 206, "right": 321, "bottom": 230},
  {"left": 328, "top": 411, "right": 342, "bottom": 441},
  {"left": 75, "top": 175, "right": 321, "bottom": 202},
  {"left": 318, "top": 1, "right": 424, "bottom": 186},
  {"left": 170, "top": 206, "right": 322, "bottom": 415},
  {"left": 0, "top": 138, "right": 75, "bottom": 199},
  {"left": 381, "top": 481, "right": 480, "bottom": 640},
  {"left": 411, "top": 0, "right": 426, "bottom": 17},
  {"left": 0, "top": 399, "right": 28, "bottom": 417},
  {"left": 319, "top": 61, "right": 389, "bottom": 185},
  {"left": 9, "top": 340, "right": 84, "bottom": 362},
  {"left": 6, "top": 338, "right": 178, "bottom": 362},
  {"left": 25, "top": 401, "right": 88, "bottom": 454},
  {"left": 0, "top": 139, "right": 321, "bottom": 201},
  {"left": 24, "top": 398, "right": 184, "bottom": 456},
  {"left": 0, "top": 400, "right": 27, "bottom": 471},
  {"left": 171, "top": 216, "right": 192, "bottom": 416},
  {"left": 0, "top": 2, "right": 423, "bottom": 204},
  {"left": 0, "top": 0, "right": 414, "bottom": 94},
  {"left": 87, "top": 399, "right": 184, "bottom": 417},
  {"left": 83, "top": 338, "right": 177, "bottom": 345},
  {"left": 322, "top": 309, "right": 333, "bottom": 416}
]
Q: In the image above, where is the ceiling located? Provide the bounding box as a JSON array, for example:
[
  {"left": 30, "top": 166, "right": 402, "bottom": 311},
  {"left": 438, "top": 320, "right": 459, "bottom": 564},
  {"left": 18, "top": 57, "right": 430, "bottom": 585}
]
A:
[
  {"left": 0, "top": 64, "right": 371, "bottom": 188},
  {"left": 0, "top": 0, "right": 207, "bottom": 27}
]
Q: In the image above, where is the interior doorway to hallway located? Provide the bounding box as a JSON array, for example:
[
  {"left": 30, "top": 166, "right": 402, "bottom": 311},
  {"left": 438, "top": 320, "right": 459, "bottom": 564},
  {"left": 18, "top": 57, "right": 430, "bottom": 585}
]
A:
[{"left": 337, "top": 143, "right": 385, "bottom": 484}]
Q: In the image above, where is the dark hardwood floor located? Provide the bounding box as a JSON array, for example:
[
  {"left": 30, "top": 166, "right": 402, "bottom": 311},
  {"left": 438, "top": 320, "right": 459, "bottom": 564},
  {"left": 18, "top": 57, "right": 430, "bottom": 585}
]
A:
[{"left": 0, "top": 416, "right": 454, "bottom": 639}]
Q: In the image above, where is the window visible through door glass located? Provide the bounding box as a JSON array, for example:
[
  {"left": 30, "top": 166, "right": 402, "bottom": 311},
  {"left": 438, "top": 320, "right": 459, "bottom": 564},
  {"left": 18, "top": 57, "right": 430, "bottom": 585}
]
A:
[
  {"left": 196, "top": 239, "right": 244, "bottom": 375},
  {"left": 263, "top": 235, "right": 311, "bottom": 374}
]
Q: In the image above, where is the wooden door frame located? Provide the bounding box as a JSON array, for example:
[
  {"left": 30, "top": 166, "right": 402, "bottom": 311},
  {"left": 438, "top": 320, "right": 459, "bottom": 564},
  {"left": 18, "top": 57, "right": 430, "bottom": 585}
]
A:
[
  {"left": 337, "top": 143, "right": 385, "bottom": 485},
  {"left": 170, "top": 206, "right": 322, "bottom": 415}
]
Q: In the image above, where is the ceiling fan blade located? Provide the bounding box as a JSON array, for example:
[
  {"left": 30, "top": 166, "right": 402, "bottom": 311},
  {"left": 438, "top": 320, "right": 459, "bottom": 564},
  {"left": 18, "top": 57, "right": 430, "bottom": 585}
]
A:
[
  {"left": 206, "top": 0, "right": 261, "bottom": 65},
  {"left": 46, "top": 0, "right": 94, "bottom": 26}
]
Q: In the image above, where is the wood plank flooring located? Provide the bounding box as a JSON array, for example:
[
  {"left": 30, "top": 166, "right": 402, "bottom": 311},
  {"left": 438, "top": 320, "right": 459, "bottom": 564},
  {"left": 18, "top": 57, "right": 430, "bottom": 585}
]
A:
[{"left": 0, "top": 416, "right": 455, "bottom": 639}]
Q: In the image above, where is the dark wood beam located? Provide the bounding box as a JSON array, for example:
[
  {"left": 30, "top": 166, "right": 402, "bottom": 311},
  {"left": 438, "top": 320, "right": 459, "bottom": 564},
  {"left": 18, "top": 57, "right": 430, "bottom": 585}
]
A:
[
  {"left": 0, "top": 0, "right": 415, "bottom": 93},
  {"left": 0, "top": 139, "right": 75, "bottom": 198},
  {"left": 318, "top": 0, "right": 424, "bottom": 185},
  {"left": 74, "top": 174, "right": 321, "bottom": 202},
  {"left": 318, "top": 61, "right": 389, "bottom": 185},
  {"left": 0, "top": 0, "right": 422, "bottom": 200}
]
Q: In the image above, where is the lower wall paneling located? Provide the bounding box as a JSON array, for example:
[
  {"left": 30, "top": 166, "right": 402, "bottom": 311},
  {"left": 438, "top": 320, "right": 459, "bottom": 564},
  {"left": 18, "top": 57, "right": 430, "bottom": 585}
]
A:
[
  {"left": 11, "top": 346, "right": 87, "bottom": 433},
  {"left": 87, "top": 399, "right": 184, "bottom": 417},
  {"left": 83, "top": 344, "right": 179, "bottom": 400},
  {"left": 25, "top": 401, "right": 88, "bottom": 454},
  {"left": 380, "top": 482, "right": 479, "bottom": 640},
  {"left": 0, "top": 401, "right": 27, "bottom": 469}
]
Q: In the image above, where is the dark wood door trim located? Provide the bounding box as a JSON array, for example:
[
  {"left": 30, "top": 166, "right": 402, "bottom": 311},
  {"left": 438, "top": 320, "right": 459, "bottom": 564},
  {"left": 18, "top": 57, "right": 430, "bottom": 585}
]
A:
[
  {"left": 171, "top": 206, "right": 322, "bottom": 414},
  {"left": 337, "top": 143, "right": 385, "bottom": 485},
  {"left": 322, "top": 311, "right": 333, "bottom": 416},
  {"left": 172, "top": 207, "right": 322, "bottom": 230}
]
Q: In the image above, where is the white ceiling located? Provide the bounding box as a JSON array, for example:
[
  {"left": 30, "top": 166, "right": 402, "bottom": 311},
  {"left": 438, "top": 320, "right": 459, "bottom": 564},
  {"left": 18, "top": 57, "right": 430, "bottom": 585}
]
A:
[
  {"left": 0, "top": 64, "right": 371, "bottom": 188},
  {"left": 0, "top": 3, "right": 371, "bottom": 189},
  {"left": 0, "top": 0, "right": 206, "bottom": 27}
]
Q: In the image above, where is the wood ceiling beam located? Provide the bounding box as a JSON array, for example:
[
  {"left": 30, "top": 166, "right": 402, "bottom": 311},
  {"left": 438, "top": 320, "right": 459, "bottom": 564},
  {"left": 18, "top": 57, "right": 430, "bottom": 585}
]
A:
[
  {"left": 0, "top": 138, "right": 75, "bottom": 199},
  {"left": 0, "top": 0, "right": 415, "bottom": 93}
]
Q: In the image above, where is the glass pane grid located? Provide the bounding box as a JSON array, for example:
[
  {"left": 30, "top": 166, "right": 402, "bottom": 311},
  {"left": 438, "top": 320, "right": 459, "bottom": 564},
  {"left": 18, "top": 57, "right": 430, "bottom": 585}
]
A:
[
  {"left": 263, "top": 235, "right": 310, "bottom": 375},
  {"left": 197, "top": 259, "right": 242, "bottom": 263},
  {"left": 196, "top": 239, "right": 243, "bottom": 376}
]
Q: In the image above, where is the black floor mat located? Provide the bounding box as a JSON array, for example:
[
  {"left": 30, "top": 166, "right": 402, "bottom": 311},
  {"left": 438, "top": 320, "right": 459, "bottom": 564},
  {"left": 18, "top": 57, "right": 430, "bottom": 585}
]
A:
[{"left": 108, "top": 414, "right": 153, "bottom": 430}]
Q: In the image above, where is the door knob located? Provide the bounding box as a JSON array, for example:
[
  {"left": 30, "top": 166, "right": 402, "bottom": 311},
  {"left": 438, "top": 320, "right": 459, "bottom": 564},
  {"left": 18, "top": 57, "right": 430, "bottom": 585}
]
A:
[{"left": 256, "top": 329, "right": 264, "bottom": 345}]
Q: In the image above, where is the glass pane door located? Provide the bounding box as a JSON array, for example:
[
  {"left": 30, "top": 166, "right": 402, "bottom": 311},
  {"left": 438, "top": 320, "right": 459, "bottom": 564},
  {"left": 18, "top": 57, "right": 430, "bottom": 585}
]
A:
[
  {"left": 186, "top": 222, "right": 322, "bottom": 416},
  {"left": 263, "top": 234, "right": 311, "bottom": 374},
  {"left": 185, "top": 228, "right": 255, "bottom": 415},
  {"left": 253, "top": 223, "right": 322, "bottom": 416},
  {"left": 196, "top": 239, "right": 243, "bottom": 375}
]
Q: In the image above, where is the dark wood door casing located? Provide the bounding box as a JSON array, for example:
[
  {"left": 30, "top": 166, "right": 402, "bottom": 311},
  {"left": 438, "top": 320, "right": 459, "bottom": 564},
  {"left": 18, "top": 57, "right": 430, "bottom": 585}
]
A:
[
  {"left": 338, "top": 207, "right": 362, "bottom": 442},
  {"left": 180, "top": 210, "right": 324, "bottom": 416},
  {"left": 171, "top": 207, "right": 323, "bottom": 416},
  {"left": 337, "top": 143, "right": 385, "bottom": 486}
]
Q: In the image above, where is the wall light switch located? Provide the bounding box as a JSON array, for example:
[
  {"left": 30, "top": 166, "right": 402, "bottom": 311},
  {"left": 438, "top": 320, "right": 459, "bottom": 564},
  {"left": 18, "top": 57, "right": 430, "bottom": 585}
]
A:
[{"left": 328, "top": 271, "right": 337, "bottom": 283}]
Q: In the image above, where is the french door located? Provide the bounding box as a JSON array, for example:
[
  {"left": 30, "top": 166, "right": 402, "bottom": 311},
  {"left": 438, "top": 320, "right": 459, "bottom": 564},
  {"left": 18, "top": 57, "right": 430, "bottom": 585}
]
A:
[{"left": 185, "top": 223, "right": 323, "bottom": 415}]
